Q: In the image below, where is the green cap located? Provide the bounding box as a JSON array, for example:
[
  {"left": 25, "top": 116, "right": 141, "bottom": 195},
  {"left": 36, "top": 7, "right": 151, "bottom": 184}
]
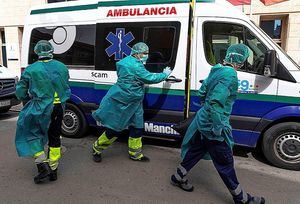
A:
[
  {"left": 224, "top": 44, "right": 250, "bottom": 65},
  {"left": 34, "top": 40, "right": 54, "bottom": 59},
  {"left": 131, "top": 42, "right": 149, "bottom": 55}
]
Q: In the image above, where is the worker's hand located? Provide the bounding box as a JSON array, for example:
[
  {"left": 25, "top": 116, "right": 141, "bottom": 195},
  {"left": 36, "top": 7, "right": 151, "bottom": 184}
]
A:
[{"left": 163, "top": 66, "right": 172, "bottom": 77}]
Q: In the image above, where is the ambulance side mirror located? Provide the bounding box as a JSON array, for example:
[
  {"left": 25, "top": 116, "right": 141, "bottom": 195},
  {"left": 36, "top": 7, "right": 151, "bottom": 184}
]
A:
[{"left": 263, "top": 50, "right": 277, "bottom": 77}]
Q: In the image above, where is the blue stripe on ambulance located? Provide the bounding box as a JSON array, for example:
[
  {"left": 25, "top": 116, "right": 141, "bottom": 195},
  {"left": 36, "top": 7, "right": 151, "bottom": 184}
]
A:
[{"left": 70, "top": 84, "right": 300, "bottom": 147}]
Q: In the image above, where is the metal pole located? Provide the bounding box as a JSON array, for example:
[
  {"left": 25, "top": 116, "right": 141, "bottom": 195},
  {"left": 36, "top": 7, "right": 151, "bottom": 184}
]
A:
[
  {"left": 250, "top": 0, "right": 253, "bottom": 19},
  {"left": 184, "top": 0, "right": 195, "bottom": 119}
]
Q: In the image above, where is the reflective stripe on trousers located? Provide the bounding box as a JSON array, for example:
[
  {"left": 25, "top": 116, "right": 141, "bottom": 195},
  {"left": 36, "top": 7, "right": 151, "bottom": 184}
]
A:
[
  {"left": 93, "top": 132, "right": 117, "bottom": 154},
  {"left": 53, "top": 92, "right": 61, "bottom": 104},
  {"left": 128, "top": 137, "right": 143, "bottom": 159},
  {"left": 230, "top": 184, "right": 249, "bottom": 203},
  {"left": 174, "top": 164, "right": 188, "bottom": 182},
  {"left": 34, "top": 151, "right": 47, "bottom": 164},
  {"left": 49, "top": 147, "right": 61, "bottom": 170}
]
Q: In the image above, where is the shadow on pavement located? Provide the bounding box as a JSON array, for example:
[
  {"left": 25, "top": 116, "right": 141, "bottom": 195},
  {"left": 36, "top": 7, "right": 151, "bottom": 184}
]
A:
[
  {"left": 0, "top": 111, "right": 19, "bottom": 120},
  {"left": 233, "top": 145, "right": 272, "bottom": 166}
]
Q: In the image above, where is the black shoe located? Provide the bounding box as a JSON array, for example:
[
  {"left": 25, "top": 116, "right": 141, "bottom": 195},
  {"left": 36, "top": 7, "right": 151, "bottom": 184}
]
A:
[
  {"left": 93, "top": 152, "right": 102, "bottom": 163},
  {"left": 49, "top": 169, "right": 57, "bottom": 181},
  {"left": 170, "top": 174, "right": 194, "bottom": 192},
  {"left": 129, "top": 155, "right": 150, "bottom": 162},
  {"left": 246, "top": 196, "right": 265, "bottom": 204},
  {"left": 34, "top": 163, "right": 51, "bottom": 184}
]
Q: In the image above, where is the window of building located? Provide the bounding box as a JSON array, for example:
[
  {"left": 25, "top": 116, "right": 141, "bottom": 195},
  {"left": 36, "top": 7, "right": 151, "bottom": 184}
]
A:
[
  {"left": 261, "top": 20, "right": 282, "bottom": 39},
  {"left": 1, "top": 30, "right": 5, "bottom": 43},
  {"left": 1, "top": 30, "right": 7, "bottom": 67},
  {"left": 203, "top": 22, "right": 268, "bottom": 75},
  {"left": 95, "top": 22, "right": 181, "bottom": 72},
  {"left": 260, "top": 15, "right": 288, "bottom": 49},
  {"left": 29, "top": 25, "right": 96, "bottom": 68}
]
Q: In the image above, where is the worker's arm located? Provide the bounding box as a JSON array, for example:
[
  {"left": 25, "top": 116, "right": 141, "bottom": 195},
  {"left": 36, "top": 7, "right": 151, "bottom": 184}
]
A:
[
  {"left": 15, "top": 69, "right": 31, "bottom": 102},
  {"left": 198, "top": 79, "right": 208, "bottom": 103},
  {"left": 135, "top": 64, "right": 168, "bottom": 84},
  {"left": 209, "top": 75, "right": 235, "bottom": 136}
]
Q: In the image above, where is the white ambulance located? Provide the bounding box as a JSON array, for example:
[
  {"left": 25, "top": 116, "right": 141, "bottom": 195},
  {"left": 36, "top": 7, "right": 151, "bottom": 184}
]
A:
[{"left": 21, "top": 0, "right": 300, "bottom": 170}]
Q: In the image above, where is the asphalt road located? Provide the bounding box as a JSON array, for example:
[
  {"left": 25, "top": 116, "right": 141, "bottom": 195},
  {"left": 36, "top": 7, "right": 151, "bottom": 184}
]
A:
[{"left": 0, "top": 111, "right": 299, "bottom": 204}]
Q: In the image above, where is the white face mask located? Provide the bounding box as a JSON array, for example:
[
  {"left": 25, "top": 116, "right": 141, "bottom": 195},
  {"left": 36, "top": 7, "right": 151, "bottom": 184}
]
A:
[{"left": 140, "top": 54, "right": 149, "bottom": 64}]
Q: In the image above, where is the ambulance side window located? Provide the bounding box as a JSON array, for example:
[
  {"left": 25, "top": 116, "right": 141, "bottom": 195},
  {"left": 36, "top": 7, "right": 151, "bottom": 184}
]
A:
[
  {"left": 95, "top": 22, "right": 180, "bottom": 72},
  {"left": 203, "top": 22, "right": 244, "bottom": 65},
  {"left": 203, "top": 22, "right": 269, "bottom": 75},
  {"left": 29, "top": 25, "right": 96, "bottom": 69},
  {"left": 144, "top": 26, "right": 177, "bottom": 73},
  {"left": 244, "top": 29, "right": 268, "bottom": 75}
]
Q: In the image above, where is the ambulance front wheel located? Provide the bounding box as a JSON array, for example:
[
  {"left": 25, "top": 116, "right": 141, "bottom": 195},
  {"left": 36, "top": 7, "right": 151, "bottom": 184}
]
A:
[
  {"left": 62, "top": 103, "right": 88, "bottom": 138},
  {"left": 262, "top": 122, "right": 300, "bottom": 171}
]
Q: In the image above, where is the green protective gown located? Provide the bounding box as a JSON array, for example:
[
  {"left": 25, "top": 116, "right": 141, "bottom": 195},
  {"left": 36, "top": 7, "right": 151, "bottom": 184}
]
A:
[
  {"left": 15, "top": 60, "right": 70, "bottom": 157},
  {"left": 181, "top": 64, "right": 238, "bottom": 159},
  {"left": 92, "top": 55, "right": 168, "bottom": 132}
]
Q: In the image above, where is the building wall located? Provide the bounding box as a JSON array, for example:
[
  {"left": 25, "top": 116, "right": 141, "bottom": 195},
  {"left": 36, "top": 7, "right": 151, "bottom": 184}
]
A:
[
  {"left": 0, "top": 0, "right": 46, "bottom": 75},
  {"left": 243, "top": 0, "right": 300, "bottom": 65}
]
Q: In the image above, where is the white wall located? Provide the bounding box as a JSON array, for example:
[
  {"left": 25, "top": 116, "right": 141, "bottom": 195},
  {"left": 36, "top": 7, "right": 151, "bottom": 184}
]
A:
[{"left": 0, "top": 0, "right": 46, "bottom": 75}]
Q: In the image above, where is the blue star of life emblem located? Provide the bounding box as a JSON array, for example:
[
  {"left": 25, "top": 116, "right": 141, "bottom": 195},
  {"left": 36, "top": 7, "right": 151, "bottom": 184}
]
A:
[{"left": 105, "top": 28, "right": 135, "bottom": 60}]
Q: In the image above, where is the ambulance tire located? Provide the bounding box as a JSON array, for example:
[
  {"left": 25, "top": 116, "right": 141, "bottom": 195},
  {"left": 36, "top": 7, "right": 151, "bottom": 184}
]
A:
[
  {"left": 62, "top": 103, "right": 88, "bottom": 138},
  {"left": 262, "top": 122, "right": 300, "bottom": 171}
]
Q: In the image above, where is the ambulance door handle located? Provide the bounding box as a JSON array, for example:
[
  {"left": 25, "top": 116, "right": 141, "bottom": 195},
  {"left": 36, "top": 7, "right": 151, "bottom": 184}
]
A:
[{"left": 165, "top": 76, "right": 182, "bottom": 83}]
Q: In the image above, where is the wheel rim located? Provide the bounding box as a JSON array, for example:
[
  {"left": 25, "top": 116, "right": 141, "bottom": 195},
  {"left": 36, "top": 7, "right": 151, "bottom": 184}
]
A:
[
  {"left": 274, "top": 132, "right": 300, "bottom": 164},
  {"left": 62, "top": 110, "right": 79, "bottom": 135}
]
